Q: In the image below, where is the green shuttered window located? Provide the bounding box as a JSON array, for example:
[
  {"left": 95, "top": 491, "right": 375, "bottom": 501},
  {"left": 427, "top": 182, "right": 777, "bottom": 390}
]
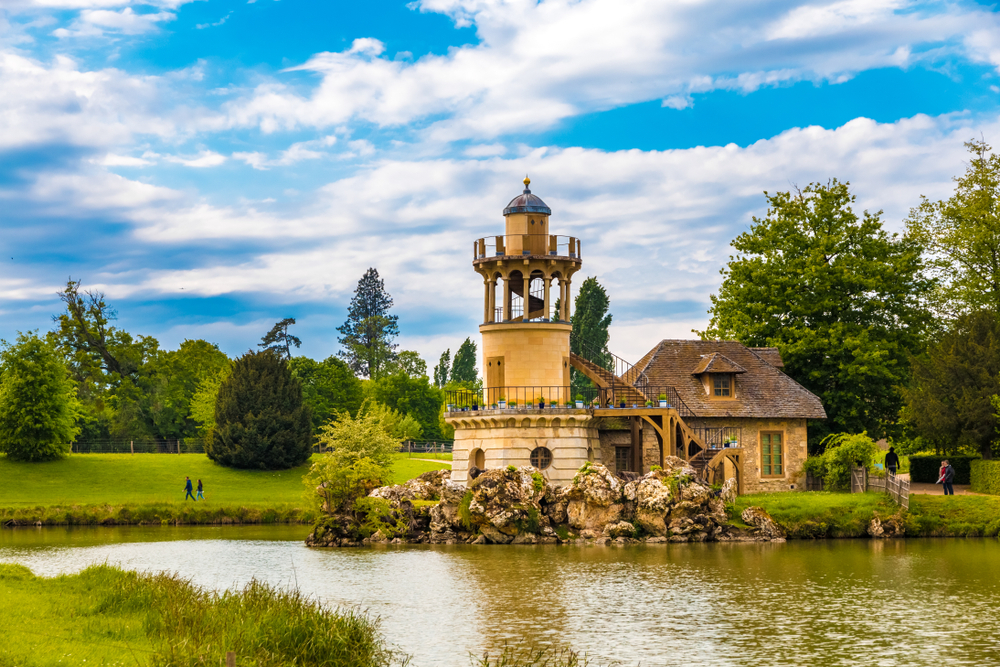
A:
[{"left": 761, "top": 432, "right": 783, "bottom": 477}]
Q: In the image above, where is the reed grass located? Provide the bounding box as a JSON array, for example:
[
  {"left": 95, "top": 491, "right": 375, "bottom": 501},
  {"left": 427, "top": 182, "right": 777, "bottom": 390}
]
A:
[{"left": 0, "top": 564, "right": 404, "bottom": 667}]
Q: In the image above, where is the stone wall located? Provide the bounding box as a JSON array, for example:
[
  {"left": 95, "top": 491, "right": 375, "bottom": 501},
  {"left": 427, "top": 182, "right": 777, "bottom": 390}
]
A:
[{"left": 687, "top": 417, "right": 809, "bottom": 492}]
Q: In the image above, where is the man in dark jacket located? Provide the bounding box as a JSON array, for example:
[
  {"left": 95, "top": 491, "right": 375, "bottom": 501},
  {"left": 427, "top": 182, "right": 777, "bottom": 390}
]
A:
[
  {"left": 885, "top": 447, "right": 900, "bottom": 476},
  {"left": 184, "top": 476, "right": 195, "bottom": 501},
  {"left": 942, "top": 461, "right": 955, "bottom": 496}
]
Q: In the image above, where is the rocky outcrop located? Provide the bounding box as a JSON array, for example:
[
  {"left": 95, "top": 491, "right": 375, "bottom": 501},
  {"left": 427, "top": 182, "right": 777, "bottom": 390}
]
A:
[
  {"left": 739, "top": 506, "right": 786, "bottom": 541},
  {"left": 868, "top": 515, "right": 905, "bottom": 538}
]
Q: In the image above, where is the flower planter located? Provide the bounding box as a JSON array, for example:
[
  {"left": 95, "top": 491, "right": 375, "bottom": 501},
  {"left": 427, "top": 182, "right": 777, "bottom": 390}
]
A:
[
  {"left": 498, "top": 400, "right": 507, "bottom": 409},
  {"left": 659, "top": 400, "right": 667, "bottom": 408},
  {"left": 575, "top": 401, "right": 584, "bottom": 408}
]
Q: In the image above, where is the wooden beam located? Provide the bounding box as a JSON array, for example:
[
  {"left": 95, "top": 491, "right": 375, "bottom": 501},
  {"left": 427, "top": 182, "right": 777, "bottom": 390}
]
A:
[{"left": 631, "top": 417, "right": 642, "bottom": 473}]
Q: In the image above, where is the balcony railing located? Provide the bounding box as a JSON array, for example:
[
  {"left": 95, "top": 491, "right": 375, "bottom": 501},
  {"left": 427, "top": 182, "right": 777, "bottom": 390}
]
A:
[
  {"left": 444, "top": 386, "right": 693, "bottom": 415},
  {"left": 689, "top": 426, "right": 742, "bottom": 450},
  {"left": 474, "top": 235, "right": 581, "bottom": 261}
]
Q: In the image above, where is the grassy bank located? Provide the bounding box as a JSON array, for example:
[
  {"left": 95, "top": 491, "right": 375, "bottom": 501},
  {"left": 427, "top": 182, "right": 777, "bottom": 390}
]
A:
[
  {"left": 0, "top": 453, "right": 448, "bottom": 527},
  {"left": 733, "top": 491, "right": 1000, "bottom": 538},
  {"left": 0, "top": 563, "right": 399, "bottom": 667}
]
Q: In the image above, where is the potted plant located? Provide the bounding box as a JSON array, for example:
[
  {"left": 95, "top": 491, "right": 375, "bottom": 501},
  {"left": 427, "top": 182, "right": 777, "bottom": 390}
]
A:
[
  {"left": 509, "top": 400, "right": 518, "bottom": 408},
  {"left": 472, "top": 401, "right": 479, "bottom": 411},
  {"left": 645, "top": 400, "right": 653, "bottom": 407},
  {"left": 658, "top": 393, "right": 667, "bottom": 408},
  {"left": 498, "top": 396, "right": 507, "bottom": 409},
  {"left": 538, "top": 398, "right": 546, "bottom": 409},
  {"left": 574, "top": 394, "right": 584, "bottom": 409},
  {"left": 564, "top": 400, "right": 574, "bottom": 408},
  {"left": 447, "top": 403, "right": 455, "bottom": 412},
  {"left": 620, "top": 399, "right": 626, "bottom": 409}
]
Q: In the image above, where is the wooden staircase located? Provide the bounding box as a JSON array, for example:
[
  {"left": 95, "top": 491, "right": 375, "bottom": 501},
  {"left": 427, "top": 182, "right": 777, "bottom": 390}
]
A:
[{"left": 568, "top": 353, "right": 648, "bottom": 406}]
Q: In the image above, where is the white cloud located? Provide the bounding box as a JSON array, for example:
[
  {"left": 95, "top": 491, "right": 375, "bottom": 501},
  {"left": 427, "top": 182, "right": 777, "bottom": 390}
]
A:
[
  {"left": 232, "top": 135, "right": 338, "bottom": 170},
  {"left": 53, "top": 7, "right": 176, "bottom": 36},
  {"left": 162, "top": 150, "right": 226, "bottom": 167},
  {"left": 93, "top": 152, "right": 153, "bottom": 166},
  {"left": 225, "top": 0, "right": 1000, "bottom": 141},
  {"left": 465, "top": 143, "right": 507, "bottom": 157}
]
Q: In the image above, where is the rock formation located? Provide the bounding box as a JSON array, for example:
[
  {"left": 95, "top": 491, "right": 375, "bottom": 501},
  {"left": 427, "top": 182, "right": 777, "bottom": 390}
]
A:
[{"left": 306, "top": 456, "right": 779, "bottom": 547}]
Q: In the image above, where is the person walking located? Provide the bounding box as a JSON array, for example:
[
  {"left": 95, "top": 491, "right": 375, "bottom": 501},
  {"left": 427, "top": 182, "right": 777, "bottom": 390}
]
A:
[
  {"left": 885, "top": 447, "right": 900, "bottom": 476},
  {"left": 184, "top": 476, "right": 195, "bottom": 501},
  {"left": 942, "top": 460, "right": 956, "bottom": 496},
  {"left": 196, "top": 479, "right": 204, "bottom": 501}
]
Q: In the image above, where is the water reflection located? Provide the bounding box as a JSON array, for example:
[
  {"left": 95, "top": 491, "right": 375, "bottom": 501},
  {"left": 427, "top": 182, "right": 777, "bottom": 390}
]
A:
[{"left": 2, "top": 528, "right": 1000, "bottom": 666}]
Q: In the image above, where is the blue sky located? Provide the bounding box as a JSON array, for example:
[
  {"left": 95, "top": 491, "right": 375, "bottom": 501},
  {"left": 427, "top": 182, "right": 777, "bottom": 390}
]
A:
[{"left": 1, "top": 0, "right": 1000, "bottom": 365}]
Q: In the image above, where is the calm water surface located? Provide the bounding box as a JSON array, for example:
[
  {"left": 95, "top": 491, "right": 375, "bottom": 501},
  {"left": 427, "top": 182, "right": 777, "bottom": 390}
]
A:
[{"left": 2, "top": 526, "right": 999, "bottom": 666}]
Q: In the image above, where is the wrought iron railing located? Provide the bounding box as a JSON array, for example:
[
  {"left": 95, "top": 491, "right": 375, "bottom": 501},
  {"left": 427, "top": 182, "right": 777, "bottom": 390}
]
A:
[
  {"left": 443, "top": 385, "right": 693, "bottom": 416},
  {"left": 688, "top": 426, "right": 742, "bottom": 450},
  {"left": 474, "top": 235, "right": 581, "bottom": 260}
]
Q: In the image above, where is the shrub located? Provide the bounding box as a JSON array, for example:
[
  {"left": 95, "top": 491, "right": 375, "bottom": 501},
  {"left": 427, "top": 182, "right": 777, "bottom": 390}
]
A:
[
  {"left": 209, "top": 350, "right": 313, "bottom": 469},
  {"left": 814, "top": 433, "right": 879, "bottom": 491},
  {"left": 458, "top": 490, "right": 474, "bottom": 530},
  {"left": 909, "top": 454, "right": 980, "bottom": 484},
  {"left": 303, "top": 456, "right": 389, "bottom": 515},
  {"left": 315, "top": 399, "right": 402, "bottom": 468},
  {"left": 971, "top": 460, "right": 1000, "bottom": 495},
  {"left": 0, "top": 332, "right": 81, "bottom": 462}
]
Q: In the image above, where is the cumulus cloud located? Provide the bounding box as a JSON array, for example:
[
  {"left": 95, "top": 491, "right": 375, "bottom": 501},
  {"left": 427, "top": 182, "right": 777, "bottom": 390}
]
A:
[
  {"left": 232, "top": 135, "right": 338, "bottom": 170},
  {"left": 224, "top": 0, "right": 1000, "bottom": 141}
]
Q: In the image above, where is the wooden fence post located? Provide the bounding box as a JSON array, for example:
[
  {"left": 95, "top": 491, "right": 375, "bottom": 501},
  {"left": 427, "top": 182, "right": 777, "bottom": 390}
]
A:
[
  {"left": 130, "top": 440, "right": 134, "bottom": 455},
  {"left": 226, "top": 651, "right": 236, "bottom": 667}
]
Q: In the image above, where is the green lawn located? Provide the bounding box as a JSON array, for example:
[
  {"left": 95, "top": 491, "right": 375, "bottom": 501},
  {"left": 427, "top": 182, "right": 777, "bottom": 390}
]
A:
[
  {"left": 0, "top": 453, "right": 449, "bottom": 508},
  {"left": 734, "top": 491, "right": 1000, "bottom": 538}
]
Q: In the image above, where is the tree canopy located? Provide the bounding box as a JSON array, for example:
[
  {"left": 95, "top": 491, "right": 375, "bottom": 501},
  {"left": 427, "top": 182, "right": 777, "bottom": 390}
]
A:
[
  {"left": 288, "top": 355, "right": 364, "bottom": 430},
  {"left": 208, "top": 350, "right": 313, "bottom": 469},
  {"left": 433, "top": 349, "right": 450, "bottom": 388},
  {"left": 0, "top": 332, "right": 81, "bottom": 461},
  {"left": 259, "top": 318, "right": 301, "bottom": 360},
  {"left": 904, "top": 310, "right": 1000, "bottom": 458},
  {"left": 450, "top": 338, "right": 479, "bottom": 386},
  {"left": 337, "top": 268, "right": 399, "bottom": 380},
  {"left": 382, "top": 350, "right": 428, "bottom": 379},
  {"left": 907, "top": 139, "right": 1000, "bottom": 318},
  {"left": 569, "top": 277, "right": 612, "bottom": 394},
  {"left": 367, "top": 373, "right": 445, "bottom": 441},
  {"left": 700, "top": 180, "right": 934, "bottom": 444}
]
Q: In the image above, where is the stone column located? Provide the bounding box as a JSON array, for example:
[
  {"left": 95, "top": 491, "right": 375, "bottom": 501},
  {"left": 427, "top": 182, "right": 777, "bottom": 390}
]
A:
[
  {"left": 564, "top": 279, "right": 572, "bottom": 320},
  {"left": 483, "top": 279, "right": 491, "bottom": 323},
  {"left": 488, "top": 279, "right": 496, "bottom": 323},
  {"left": 503, "top": 276, "right": 511, "bottom": 322},
  {"left": 543, "top": 276, "right": 551, "bottom": 321}
]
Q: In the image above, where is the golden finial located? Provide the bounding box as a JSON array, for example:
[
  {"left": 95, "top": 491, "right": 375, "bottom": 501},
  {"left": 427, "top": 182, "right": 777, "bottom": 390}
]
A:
[{"left": 523, "top": 175, "right": 530, "bottom": 187}]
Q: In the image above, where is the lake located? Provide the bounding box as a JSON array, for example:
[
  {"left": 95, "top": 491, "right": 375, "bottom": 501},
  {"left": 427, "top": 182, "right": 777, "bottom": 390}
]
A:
[{"left": 2, "top": 526, "right": 999, "bottom": 666}]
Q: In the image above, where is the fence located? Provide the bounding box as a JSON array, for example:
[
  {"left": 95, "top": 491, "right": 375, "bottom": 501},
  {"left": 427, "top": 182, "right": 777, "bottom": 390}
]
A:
[
  {"left": 69, "top": 439, "right": 454, "bottom": 455},
  {"left": 851, "top": 466, "right": 910, "bottom": 509},
  {"left": 400, "top": 440, "right": 454, "bottom": 454}
]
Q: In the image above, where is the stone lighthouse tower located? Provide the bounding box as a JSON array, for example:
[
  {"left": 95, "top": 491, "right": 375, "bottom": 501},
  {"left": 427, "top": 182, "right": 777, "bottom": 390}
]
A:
[{"left": 446, "top": 178, "right": 599, "bottom": 485}]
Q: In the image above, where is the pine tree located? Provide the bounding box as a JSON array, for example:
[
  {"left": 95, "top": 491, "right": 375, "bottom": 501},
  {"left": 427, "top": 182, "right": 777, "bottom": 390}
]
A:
[
  {"left": 433, "top": 349, "right": 450, "bottom": 388},
  {"left": 259, "top": 318, "right": 301, "bottom": 360},
  {"left": 208, "top": 350, "right": 313, "bottom": 469},
  {"left": 0, "top": 332, "right": 81, "bottom": 462},
  {"left": 451, "top": 338, "right": 479, "bottom": 385},
  {"left": 569, "top": 277, "right": 613, "bottom": 393},
  {"left": 337, "top": 268, "right": 399, "bottom": 379}
]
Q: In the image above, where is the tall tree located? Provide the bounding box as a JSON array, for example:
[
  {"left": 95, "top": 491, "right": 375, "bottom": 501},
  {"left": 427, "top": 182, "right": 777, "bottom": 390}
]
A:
[
  {"left": 288, "top": 355, "right": 364, "bottom": 430},
  {"left": 433, "top": 349, "right": 451, "bottom": 388},
  {"left": 907, "top": 139, "right": 1000, "bottom": 318},
  {"left": 337, "top": 268, "right": 399, "bottom": 380},
  {"left": 700, "top": 180, "right": 934, "bottom": 445},
  {"left": 450, "top": 338, "right": 479, "bottom": 385},
  {"left": 259, "top": 318, "right": 301, "bottom": 360},
  {"left": 904, "top": 311, "right": 1000, "bottom": 459},
  {"left": 0, "top": 332, "right": 81, "bottom": 461},
  {"left": 367, "top": 373, "right": 444, "bottom": 441},
  {"left": 383, "top": 350, "right": 428, "bottom": 379},
  {"left": 208, "top": 350, "right": 313, "bottom": 469},
  {"left": 143, "top": 339, "right": 230, "bottom": 441},
  {"left": 568, "top": 277, "right": 613, "bottom": 394}
]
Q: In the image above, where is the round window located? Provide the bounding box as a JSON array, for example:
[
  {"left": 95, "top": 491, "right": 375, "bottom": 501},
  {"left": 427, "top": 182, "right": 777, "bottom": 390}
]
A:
[{"left": 530, "top": 447, "right": 552, "bottom": 470}]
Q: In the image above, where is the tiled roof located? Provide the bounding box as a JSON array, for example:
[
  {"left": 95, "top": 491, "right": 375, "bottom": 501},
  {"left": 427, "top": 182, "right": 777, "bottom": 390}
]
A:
[
  {"left": 691, "top": 352, "right": 746, "bottom": 375},
  {"left": 635, "top": 339, "right": 826, "bottom": 419},
  {"left": 749, "top": 347, "right": 784, "bottom": 368}
]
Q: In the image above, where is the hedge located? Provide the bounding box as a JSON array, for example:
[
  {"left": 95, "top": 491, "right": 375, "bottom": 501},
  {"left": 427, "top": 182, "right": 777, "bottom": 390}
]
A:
[
  {"left": 971, "top": 460, "right": 1000, "bottom": 495},
  {"left": 909, "top": 454, "right": 980, "bottom": 485}
]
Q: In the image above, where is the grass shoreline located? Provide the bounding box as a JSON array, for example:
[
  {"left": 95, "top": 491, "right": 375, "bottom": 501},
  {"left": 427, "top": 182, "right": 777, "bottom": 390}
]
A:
[{"left": 1, "top": 501, "right": 318, "bottom": 528}]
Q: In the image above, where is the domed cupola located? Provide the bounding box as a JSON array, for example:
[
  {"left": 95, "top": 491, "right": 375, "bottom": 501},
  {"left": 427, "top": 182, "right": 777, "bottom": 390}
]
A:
[{"left": 503, "top": 177, "right": 552, "bottom": 216}]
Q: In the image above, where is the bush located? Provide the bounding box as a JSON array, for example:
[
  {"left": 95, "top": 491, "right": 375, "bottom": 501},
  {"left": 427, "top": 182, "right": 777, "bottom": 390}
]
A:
[
  {"left": 315, "top": 400, "right": 403, "bottom": 468},
  {"left": 909, "top": 454, "right": 980, "bottom": 484},
  {"left": 303, "top": 456, "right": 389, "bottom": 515},
  {"left": 208, "top": 350, "right": 313, "bottom": 470},
  {"left": 971, "top": 460, "right": 1000, "bottom": 495},
  {"left": 814, "top": 433, "right": 879, "bottom": 491},
  {"left": 0, "top": 332, "right": 81, "bottom": 461}
]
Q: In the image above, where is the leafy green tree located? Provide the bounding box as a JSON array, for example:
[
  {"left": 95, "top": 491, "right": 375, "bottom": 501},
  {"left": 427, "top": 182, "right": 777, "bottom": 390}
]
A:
[
  {"left": 700, "top": 180, "right": 934, "bottom": 445},
  {"left": 803, "top": 433, "right": 879, "bottom": 491},
  {"left": 568, "top": 277, "right": 612, "bottom": 394},
  {"left": 142, "top": 339, "right": 230, "bottom": 441},
  {"left": 304, "top": 456, "right": 390, "bottom": 516},
  {"left": 0, "top": 332, "right": 81, "bottom": 461},
  {"left": 288, "top": 355, "right": 364, "bottom": 430},
  {"left": 337, "top": 268, "right": 399, "bottom": 380},
  {"left": 259, "top": 318, "right": 301, "bottom": 360},
  {"left": 367, "top": 373, "right": 445, "bottom": 440},
  {"left": 189, "top": 365, "right": 232, "bottom": 440},
  {"left": 314, "top": 400, "right": 404, "bottom": 468},
  {"left": 450, "top": 338, "right": 479, "bottom": 386},
  {"left": 904, "top": 311, "right": 1000, "bottom": 459},
  {"left": 208, "top": 350, "right": 313, "bottom": 469},
  {"left": 363, "top": 401, "right": 423, "bottom": 441},
  {"left": 433, "top": 349, "right": 450, "bottom": 388},
  {"left": 907, "top": 139, "right": 1000, "bottom": 318},
  {"left": 383, "top": 350, "right": 428, "bottom": 379}
]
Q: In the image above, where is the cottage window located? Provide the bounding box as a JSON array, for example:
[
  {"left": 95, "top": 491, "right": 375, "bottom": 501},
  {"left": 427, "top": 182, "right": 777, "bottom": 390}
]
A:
[
  {"left": 713, "top": 374, "right": 732, "bottom": 397},
  {"left": 615, "top": 446, "right": 630, "bottom": 473},
  {"left": 760, "top": 432, "right": 783, "bottom": 477}
]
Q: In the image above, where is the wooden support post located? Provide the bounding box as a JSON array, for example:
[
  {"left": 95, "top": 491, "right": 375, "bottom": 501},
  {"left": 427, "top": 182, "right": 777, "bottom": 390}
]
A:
[
  {"left": 226, "top": 652, "right": 236, "bottom": 667},
  {"left": 631, "top": 417, "right": 642, "bottom": 473},
  {"left": 130, "top": 440, "right": 134, "bottom": 455}
]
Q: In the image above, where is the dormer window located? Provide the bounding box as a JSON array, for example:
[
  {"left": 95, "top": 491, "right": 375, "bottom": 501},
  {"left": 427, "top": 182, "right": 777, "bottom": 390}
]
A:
[
  {"left": 692, "top": 352, "right": 746, "bottom": 400},
  {"left": 713, "top": 374, "right": 732, "bottom": 397}
]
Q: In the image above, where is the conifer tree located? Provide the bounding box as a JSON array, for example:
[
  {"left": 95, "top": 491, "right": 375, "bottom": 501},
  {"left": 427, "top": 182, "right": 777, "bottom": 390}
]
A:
[
  {"left": 337, "top": 268, "right": 399, "bottom": 379},
  {"left": 259, "top": 318, "right": 301, "bottom": 360},
  {"left": 433, "top": 349, "right": 450, "bottom": 388},
  {"left": 568, "top": 277, "right": 613, "bottom": 394},
  {"left": 0, "top": 332, "right": 81, "bottom": 461},
  {"left": 450, "top": 338, "right": 479, "bottom": 385},
  {"left": 208, "top": 350, "right": 313, "bottom": 469}
]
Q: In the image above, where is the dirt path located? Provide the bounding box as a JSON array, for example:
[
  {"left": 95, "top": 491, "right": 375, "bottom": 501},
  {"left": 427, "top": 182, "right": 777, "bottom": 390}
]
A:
[
  {"left": 410, "top": 458, "right": 452, "bottom": 465},
  {"left": 898, "top": 473, "right": 984, "bottom": 496}
]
